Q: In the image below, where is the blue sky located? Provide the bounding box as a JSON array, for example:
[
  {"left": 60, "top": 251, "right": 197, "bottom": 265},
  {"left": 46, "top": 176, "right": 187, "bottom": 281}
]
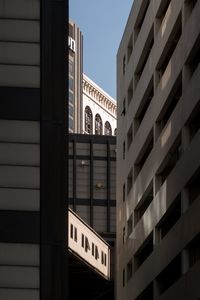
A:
[{"left": 69, "top": 1, "right": 133, "bottom": 99}]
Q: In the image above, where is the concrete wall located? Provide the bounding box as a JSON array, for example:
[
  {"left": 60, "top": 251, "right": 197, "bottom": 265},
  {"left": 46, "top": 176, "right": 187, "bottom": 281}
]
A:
[{"left": 117, "top": 0, "right": 200, "bottom": 299}]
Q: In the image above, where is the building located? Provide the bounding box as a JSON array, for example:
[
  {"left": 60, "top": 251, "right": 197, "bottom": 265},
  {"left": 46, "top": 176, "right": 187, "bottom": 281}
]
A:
[
  {"left": 82, "top": 74, "right": 117, "bottom": 135},
  {"left": 117, "top": 0, "right": 200, "bottom": 299},
  {"left": 68, "top": 133, "right": 116, "bottom": 299},
  {"left": 0, "top": 1, "right": 68, "bottom": 300},
  {"left": 68, "top": 133, "right": 116, "bottom": 246},
  {"left": 68, "top": 21, "right": 117, "bottom": 135},
  {"left": 68, "top": 20, "right": 83, "bottom": 133}
]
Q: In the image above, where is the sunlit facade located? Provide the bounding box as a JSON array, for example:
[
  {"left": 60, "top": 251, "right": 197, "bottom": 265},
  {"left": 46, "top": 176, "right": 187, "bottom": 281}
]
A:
[
  {"left": 117, "top": 0, "right": 200, "bottom": 299},
  {"left": 82, "top": 74, "right": 117, "bottom": 136}
]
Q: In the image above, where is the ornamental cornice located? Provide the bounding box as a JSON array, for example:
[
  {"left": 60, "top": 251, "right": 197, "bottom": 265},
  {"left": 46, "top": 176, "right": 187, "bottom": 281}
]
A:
[{"left": 83, "top": 74, "right": 117, "bottom": 118}]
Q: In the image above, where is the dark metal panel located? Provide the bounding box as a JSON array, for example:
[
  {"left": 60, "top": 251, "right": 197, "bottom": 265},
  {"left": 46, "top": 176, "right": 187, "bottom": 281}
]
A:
[
  {"left": 69, "top": 133, "right": 116, "bottom": 145},
  {"left": 68, "top": 154, "right": 116, "bottom": 161},
  {"left": 40, "top": 0, "right": 68, "bottom": 299},
  {"left": 68, "top": 198, "right": 116, "bottom": 207},
  {"left": 0, "top": 211, "right": 40, "bottom": 243},
  {"left": 0, "top": 87, "right": 40, "bottom": 121}
]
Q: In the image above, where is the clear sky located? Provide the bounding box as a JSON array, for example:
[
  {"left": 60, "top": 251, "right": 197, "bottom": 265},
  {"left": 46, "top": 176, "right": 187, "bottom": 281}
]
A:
[{"left": 69, "top": 0, "right": 133, "bottom": 99}]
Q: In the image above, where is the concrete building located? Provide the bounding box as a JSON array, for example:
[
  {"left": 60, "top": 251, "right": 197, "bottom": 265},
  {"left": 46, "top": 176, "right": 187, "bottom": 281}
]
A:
[
  {"left": 0, "top": 1, "right": 68, "bottom": 299},
  {"left": 117, "top": 0, "right": 200, "bottom": 299},
  {"left": 68, "top": 20, "right": 83, "bottom": 133},
  {"left": 82, "top": 74, "right": 117, "bottom": 136},
  {"left": 68, "top": 21, "right": 117, "bottom": 135}
]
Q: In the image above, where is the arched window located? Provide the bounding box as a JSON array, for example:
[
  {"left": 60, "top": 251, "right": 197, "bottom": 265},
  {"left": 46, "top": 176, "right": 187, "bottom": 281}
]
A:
[
  {"left": 105, "top": 121, "right": 112, "bottom": 136},
  {"left": 95, "top": 114, "right": 102, "bottom": 135},
  {"left": 114, "top": 128, "right": 117, "bottom": 136},
  {"left": 85, "top": 106, "right": 93, "bottom": 134}
]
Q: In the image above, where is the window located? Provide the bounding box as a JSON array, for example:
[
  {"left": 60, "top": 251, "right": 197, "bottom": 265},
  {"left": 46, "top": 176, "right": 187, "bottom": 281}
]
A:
[
  {"left": 95, "top": 114, "right": 102, "bottom": 135},
  {"left": 127, "top": 168, "right": 133, "bottom": 194},
  {"left": 114, "top": 128, "right": 117, "bottom": 135},
  {"left": 127, "top": 259, "right": 133, "bottom": 281},
  {"left": 127, "top": 124, "right": 133, "bottom": 149},
  {"left": 123, "top": 141, "right": 126, "bottom": 160},
  {"left": 156, "top": 254, "right": 181, "bottom": 294},
  {"left": 85, "top": 106, "right": 93, "bottom": 134},
  {"left": 127, "top": 34, "right": 133, "bottom": 62},
  {"left": 127, "top": 79, "right": 133, "bottom": 105},
  {"left": 123, "top": 55, "right": 126, "bottom": 74},
  {"left": 134, "top": 232, "right": 153, "bottom": 271},
  {"left": 104, "top": 121, "right": 112, "bottom": 135},
  {"left": 123, "top": 184, "right": 125, "bottom": 202},
  {"left": 127, "top": 214, "right": 133, "bottom": 237},
  {"left": 69, "top": 59, "right": 74, "bottom": 77},
  {"left": 123, "top": 268, "right": 125, "bottom": 287}
]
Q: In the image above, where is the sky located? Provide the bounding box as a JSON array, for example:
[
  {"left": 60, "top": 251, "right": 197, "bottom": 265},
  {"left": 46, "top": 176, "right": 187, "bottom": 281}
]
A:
[{"left": 69, "top": 0, "right": 133, "bottom": 99}]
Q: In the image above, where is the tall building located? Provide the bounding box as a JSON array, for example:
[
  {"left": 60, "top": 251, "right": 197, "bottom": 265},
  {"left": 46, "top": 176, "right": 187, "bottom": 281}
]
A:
[
  {"left": 68, "top": 20, "right": 83, "bottom": 133},
  {"left": 68, "top": 21, "right": 117, "bottom": 135},
  {"left": 0, "top": 1, "right": 68, "bottom": 299},
  {"left": 117, "top": 0, "right": 200, "bottom": 299}
]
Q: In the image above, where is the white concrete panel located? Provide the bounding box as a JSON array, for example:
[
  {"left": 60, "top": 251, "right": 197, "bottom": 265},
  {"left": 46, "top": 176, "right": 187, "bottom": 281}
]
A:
[
  {"left": 0, "top": 143, "right": 40, "bottom": 166},
  {"left": 0, "top": 188, "right": 39, "bottom": 211},
  {"left": 0, "top": 266, "right": 39, "bottom": 288},
  {"left": 0, "top": 19, "right": 40, "bottom": 42},
  {"left": 0, "top": 42, "right": 40, "bottom": 65},
  {"left": 0, "top": 288, "right": 39, "bottom": 300},
  {"left": 0, "top": 0, "right": 40, "bottom": 20},
  {"left": 0, "top": 166, "right": 40, "bottom": 188},
  {"left": 0, "top": 243, "right": 39, "bottom": 266},
  {"left": 0, "top": 120, "right": 40, "bottom": 143},
  {"left": 0, "top": 65, "right": 40, "bottom": 87}
]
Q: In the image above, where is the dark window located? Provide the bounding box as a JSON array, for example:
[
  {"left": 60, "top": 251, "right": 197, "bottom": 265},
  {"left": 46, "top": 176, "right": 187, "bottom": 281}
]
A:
[
  {"left": 187, "top": 234, "right": 200, "bottom": 268},
  {"left": 114, "top": 128, "right": 117, "bottom": 135},
  {"left": 135, "top": 283, "right": 153, "bottom": 300},
  {"left": 92, "top": 243, "right": 95, "bottom": 256},
  {"left": 95, "top": 114, "right": 103, "bottom": 135},
  {"left": 127, "top": 214, "right": 133, "bottom": 237},
  {"left": 69, "top": 77, "right": 74, "bottom": 91},
  {"left": 134, "top": 129, "right": 154, "bottom": 180},
  {"left": 123, "top": 141, "right": 125, "bottom": 160},
  {"left": 95, "top": 245, "right": 99, "bottom": 260},
  {"left": 74, "top": 227, "right": 77, "bottom": 242},
  {"left": 123, "top": 268, "right": 125, "bottom": 287},
  {"left": 123, "top": 55, "right": 126, "bottom": 75},
  {"left": 127, "top": 124, "right": 133, "bottom": 149},
  {"left": 85, "top": 106, "right": 93, "bottom": 134},
  {"left": 127, "top": 259, "right": 133, "bottom": 281},
  {"left": 134, "top": 232, "right": 153, "bottom": 271},
  {"left": 156, "top": 254, "right": 182, "bottom": 294},
  {"left": 104, "top": 121, "right": 112, "bottom": 136},
  {"left": 123, "top": 184, "right": 125, "bottom": 202},
  {"left": 70, "top": 224, "right": 73, "bottom": 239},
  {"left": 127, "top": 169, "right": 133, "bottom": 194},
  {"left": 81, "top": 234, "right": 84, "bottom": 248}
]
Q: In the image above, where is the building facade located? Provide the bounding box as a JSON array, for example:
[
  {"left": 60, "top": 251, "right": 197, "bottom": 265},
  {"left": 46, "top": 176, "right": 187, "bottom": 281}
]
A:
[
  {"left": 68, "top": 134, "right": 116, "bottom": 245},
  {"left": 68, "top": 21, "right": 117, "bottom": 135},
  {"left": 117, "top": 0, "right": 200, "bottom": 299},
  {"left": 68, "top": 20, "right": 83, "bottom": 133},
  {"left": 82, "top": 74, "right": 117, "bottom": 136},
  {"left": 0, "top": 1, "right": 68, "bottom": 299}
]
